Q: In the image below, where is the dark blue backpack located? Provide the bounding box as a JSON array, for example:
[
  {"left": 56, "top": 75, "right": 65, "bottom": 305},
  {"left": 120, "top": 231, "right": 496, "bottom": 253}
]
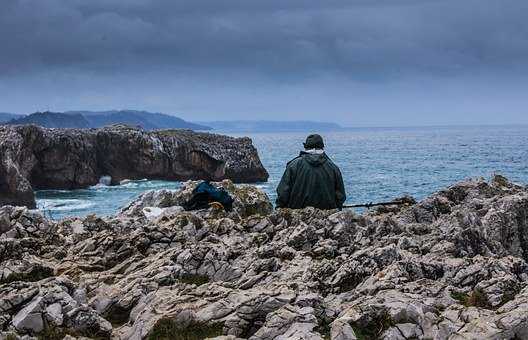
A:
[{"left": 182, "top": 181, "right": 234, "bottom": 212}]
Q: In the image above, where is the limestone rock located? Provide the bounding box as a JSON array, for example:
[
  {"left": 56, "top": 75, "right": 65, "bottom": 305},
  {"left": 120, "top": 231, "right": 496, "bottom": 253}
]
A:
[
  {"left": 0, "top": 124, "right": 268, "bottom": 208},
  {"left": 1, "top": 176, "right": 528, "bottom": 339},
  {"left": 120, "top": 179, "right": 273, "bottom": 218},
  {"left": 12, "top": 297, "right": 44, "bottom": 333}
]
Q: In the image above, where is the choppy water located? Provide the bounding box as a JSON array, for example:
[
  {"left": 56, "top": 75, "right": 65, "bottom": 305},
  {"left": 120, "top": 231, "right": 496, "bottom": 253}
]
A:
[
  {"left": 36, "top": 180, "right": 182, "bottom": 220},
  {"left": 36, "top": 125, "right": 528, "bottom": 219}
]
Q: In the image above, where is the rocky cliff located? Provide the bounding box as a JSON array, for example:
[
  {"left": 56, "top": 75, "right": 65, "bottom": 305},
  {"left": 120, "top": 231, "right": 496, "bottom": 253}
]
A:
[
  {"left": 0, "top": 124, "right": 269, "bottom": 208},
  {"left": 1, "top": 175, "right": 528, "bottom": 339}
]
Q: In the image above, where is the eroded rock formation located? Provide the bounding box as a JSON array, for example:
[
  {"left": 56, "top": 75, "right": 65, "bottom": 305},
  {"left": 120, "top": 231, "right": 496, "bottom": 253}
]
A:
[
  {"left": 0, "top": 124, "right": 269, "bottom": 208},
  {"left": 1, "top": 175, "right": 528, "bottom": 339}
]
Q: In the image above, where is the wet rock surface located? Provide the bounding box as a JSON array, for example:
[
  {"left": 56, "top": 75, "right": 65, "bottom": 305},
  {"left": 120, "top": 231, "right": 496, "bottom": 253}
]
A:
[
  {"left": 0, "top": 124, "right": 269, "bottom": 208},
  {"left": 1, "top": 175, "right": 528, "bottom": 339}
]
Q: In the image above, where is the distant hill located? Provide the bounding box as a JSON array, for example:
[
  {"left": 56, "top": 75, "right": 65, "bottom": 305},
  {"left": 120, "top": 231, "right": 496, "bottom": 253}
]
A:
[
  {"left": 6, "top": 112, "right": 90, "bottom": 128},
  {"left": 202, "top": 120, "right": 345, "bottom": 132},
  {"left": 0, "top": 112, "right": 23, "bottom": 123},
  {"left": 66, "top": 110, "right": 211, "bottom": 131},
  {"left": 5, "top": 110, "right": 211, "bottom": 131}
]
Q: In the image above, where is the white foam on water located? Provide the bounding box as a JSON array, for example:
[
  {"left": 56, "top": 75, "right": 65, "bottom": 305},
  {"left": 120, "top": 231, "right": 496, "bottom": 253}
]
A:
[
  {"left": 119, "top": 178, "right": 148, "bottom": 186},
  {"left": 98, "top": 175, "right": 112, "bottom": 186},
  {"left": 37, "top": 189, "right": 75, "bottom": 194},
  {"left": 118, "top": 180, "right": 155, "bottom": 189},
  {"left": 37, "top": 199, "right": 95, "bottom": 212},
  {"left": 89, "top": 184, "right": 108, "bottom": 189},
  {"left": 89, "top": 184, "right": 119, "bottom": 191}
]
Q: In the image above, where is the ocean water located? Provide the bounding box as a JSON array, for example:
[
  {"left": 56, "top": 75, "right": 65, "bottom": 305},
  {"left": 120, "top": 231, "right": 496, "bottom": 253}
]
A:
[
  {"left": 36, "top": 180, "right": 182, "bottom": 220},
  {"left": 36, "top": 125, "right": 528, "bottom": 219}
]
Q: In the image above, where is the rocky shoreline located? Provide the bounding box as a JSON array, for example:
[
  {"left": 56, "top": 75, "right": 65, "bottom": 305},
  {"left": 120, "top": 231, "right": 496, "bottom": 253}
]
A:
[
  {"left": 1, "top": 175, "right": 528, "bottom": 339},
  {"left": 0, "top": 124, "right": 268, "bottom": 208}
]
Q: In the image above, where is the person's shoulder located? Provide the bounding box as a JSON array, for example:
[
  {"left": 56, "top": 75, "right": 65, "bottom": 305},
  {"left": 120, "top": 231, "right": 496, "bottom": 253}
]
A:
[
  {"left": 324, "top": 155, "right": 342, "bottom": 170},
  {"left": 286, "top": 154, "right": 304, "bottom": 166}
]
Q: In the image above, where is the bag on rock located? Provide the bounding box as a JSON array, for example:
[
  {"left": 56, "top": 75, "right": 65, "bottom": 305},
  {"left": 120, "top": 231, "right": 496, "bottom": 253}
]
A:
[{"left": 182, "top": 181, "right": 234, "bottom": 212}]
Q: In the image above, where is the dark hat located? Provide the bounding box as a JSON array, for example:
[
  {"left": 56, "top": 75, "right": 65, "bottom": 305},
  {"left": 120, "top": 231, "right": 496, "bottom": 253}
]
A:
[{"left": 303, "top": 134, "right": 324, "bottom": 149}]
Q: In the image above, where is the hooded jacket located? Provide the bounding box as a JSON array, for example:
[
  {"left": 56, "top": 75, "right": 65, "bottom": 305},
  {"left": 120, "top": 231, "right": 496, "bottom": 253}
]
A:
[{"left": 276, "top": 151, "right": 346, "bottom": 210}]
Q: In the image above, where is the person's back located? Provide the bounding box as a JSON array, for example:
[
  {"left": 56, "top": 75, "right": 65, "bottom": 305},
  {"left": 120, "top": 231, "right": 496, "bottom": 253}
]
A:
[{"left": 276, "top": 134, "right": 346, "bottom": 210}]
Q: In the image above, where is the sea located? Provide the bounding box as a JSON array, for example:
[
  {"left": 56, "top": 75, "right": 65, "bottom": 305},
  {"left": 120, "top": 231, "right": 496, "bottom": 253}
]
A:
[{"left": 36, "top": 125, "right": 528, "bottom": 220}]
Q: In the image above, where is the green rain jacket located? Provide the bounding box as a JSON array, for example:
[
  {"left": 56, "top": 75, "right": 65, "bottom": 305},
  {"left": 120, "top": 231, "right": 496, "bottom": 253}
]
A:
[{"left": 276, "top": 151, "right": 346, "bottom": 209}]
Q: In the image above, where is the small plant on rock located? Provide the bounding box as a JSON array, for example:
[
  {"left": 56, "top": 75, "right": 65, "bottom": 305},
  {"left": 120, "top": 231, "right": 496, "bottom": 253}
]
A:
[
  {"left": 178, "top": 273, "right": 210, "bottom": 286},
  {"left": 0, "top": 265, "right": 54, "bottom": 284},
  {"left": 451, "top": 288, "right": 491, "bottom": 309},
  {"left": 499, "top": 291, "right": 517, "bottom": 307},
  {"left": 147, "top": 318, "right": 223, "bottom": 340},
  {"left": 37, "top": 327, "right": 67, "bottom": 340},
  {"left": 466, "top": 289, "right": 492, "bottom": 309},
  {"left": 450, "top": 291, "right": 470, "bottom": 304},
  {"left": 315, "top": 318, "right": 332, "bottom": 340},
  {"left": 351, "top": 310, "right": 395, "bottom": 340}
]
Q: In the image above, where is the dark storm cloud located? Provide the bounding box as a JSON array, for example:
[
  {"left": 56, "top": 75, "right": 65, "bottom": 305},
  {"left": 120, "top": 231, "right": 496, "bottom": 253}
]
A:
[{"left": 2, "top": 0, "right": 528, "bottom": 79}]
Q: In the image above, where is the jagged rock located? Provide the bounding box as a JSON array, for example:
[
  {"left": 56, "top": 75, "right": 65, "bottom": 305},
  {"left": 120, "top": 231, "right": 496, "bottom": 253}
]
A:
[
  {"left": 0, "top": 277, "right": 112, "bottom": 339},
  {"left": 65, "top": 306, "right": 113, "bottom": 338},
  {"left": 1, "top": 176, "right": 528, "bottom": 339},
  {"left": 249, "top": 305, "right": 322, "bottom": 340},
  {"left": 45, "top": 303, "right": 63, "bottom": 326},
  {"left": 0, "top": 256, "right": 54, "bottom": 285},
  {"left": 330, "top": 319, "right": 358, "bottom": 340},
  {"left": 119, "top": 189, "right": 182, "bottom": 218},
  {"left": 12, "top": 297, "right": 44, "bottom": 333},
  {"left": 120, "top": 179, "right": 273, "bottom": 218},
  {"left": 0, "top": 206, "right": 52, "bottom": 239},
  {"left": 0, "top": 124, "right": 268, "bottom": 208}
]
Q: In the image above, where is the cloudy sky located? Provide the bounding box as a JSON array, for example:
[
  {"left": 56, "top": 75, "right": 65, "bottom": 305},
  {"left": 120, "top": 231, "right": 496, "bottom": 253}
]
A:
[{"left": 1, "top": 0, "right": 527, "bottom": 126}]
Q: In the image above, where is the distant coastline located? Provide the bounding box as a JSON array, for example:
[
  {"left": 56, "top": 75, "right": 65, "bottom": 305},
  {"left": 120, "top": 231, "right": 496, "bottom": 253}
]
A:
[
  {"left": 198, "top": 120, "right": 346, "bottom": 132},
  {"left": 2, "top": 110, "right": 527, "bottom": 133},
  {"left": 0, "top": 112, "right": 23, "bottom": 122},
  {"left": 0, "top": 110, "right": 348, "bottom": 132},
  {"left": 1, "top": 110, "right": 211, "bottom": 131}
]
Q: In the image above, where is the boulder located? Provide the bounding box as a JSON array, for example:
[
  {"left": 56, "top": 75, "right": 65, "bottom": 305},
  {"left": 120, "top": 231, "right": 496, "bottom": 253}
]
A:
[
  {"left": 120, "top": 179, "right": 273, "bottom": 218},
  {"left": 12, "top": 297, "right": 44, "bottom": 333},
  {"left": 1, "top": 278, "right": 112, "bottom": 339}
]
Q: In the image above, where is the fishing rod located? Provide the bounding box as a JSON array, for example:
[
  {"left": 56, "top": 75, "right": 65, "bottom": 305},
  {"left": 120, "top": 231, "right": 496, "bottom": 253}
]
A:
[{"left": 343, "top": 197, "right": 416, "bottom": 209}]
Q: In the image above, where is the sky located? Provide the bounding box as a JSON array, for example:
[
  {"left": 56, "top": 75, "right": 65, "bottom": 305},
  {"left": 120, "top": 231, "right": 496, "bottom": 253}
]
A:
[{"left": 1, "top": 0, "right": 527, "bottom": 126}]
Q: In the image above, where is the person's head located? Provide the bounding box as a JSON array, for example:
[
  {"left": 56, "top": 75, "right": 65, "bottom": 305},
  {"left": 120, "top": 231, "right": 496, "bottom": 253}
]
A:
[{"left": 303, "top": 134, "right": 324, "bottom": 150}]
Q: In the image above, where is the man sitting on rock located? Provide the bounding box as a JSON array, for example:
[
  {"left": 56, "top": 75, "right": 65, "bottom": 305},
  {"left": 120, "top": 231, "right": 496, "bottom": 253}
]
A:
[{"left": 276, "top": 134, "right": 346, "bottom": 210}]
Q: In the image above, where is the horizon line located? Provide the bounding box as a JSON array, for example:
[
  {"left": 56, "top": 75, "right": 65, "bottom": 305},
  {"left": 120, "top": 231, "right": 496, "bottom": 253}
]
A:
[{"left": 3, "top": 110, "right": 528, "bottom": 130}]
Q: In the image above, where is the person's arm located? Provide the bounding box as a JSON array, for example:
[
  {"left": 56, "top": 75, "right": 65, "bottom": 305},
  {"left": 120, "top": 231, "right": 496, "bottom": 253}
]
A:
[
  {"left": 276, "top": 164, "right": 294, "bottom": 208},
  {"left": 335, "top": 167, "right": 346, "bottom": 209}
]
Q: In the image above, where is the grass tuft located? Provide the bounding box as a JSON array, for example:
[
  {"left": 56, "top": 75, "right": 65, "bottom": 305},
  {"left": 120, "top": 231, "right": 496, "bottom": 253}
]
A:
[
  {"left": 451, "top": 289, "right": 491, "bottom": 309},
  {"left": 315, "top": 319, "right": 332, "bottom": 340},
  {"left": 0, "top": 266, "right": 54, "bottom": 284},
  {"left": 178, "top": 273, "right": 209, "bottom": 286},
  {"left": 147, "top": 318, "right": 223, "bottom": 340},
  {"left": 450, "top": 291, "right": 470, "bottom": 304},
  {"left": 37, "top": 327, "right": 67, "bottom": 340},
  {"left": 351, "top": 310, "right": 395, "bottom": 340},
  {"left": 466, "top": 289, "right": 492, "bottom": 309}
]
